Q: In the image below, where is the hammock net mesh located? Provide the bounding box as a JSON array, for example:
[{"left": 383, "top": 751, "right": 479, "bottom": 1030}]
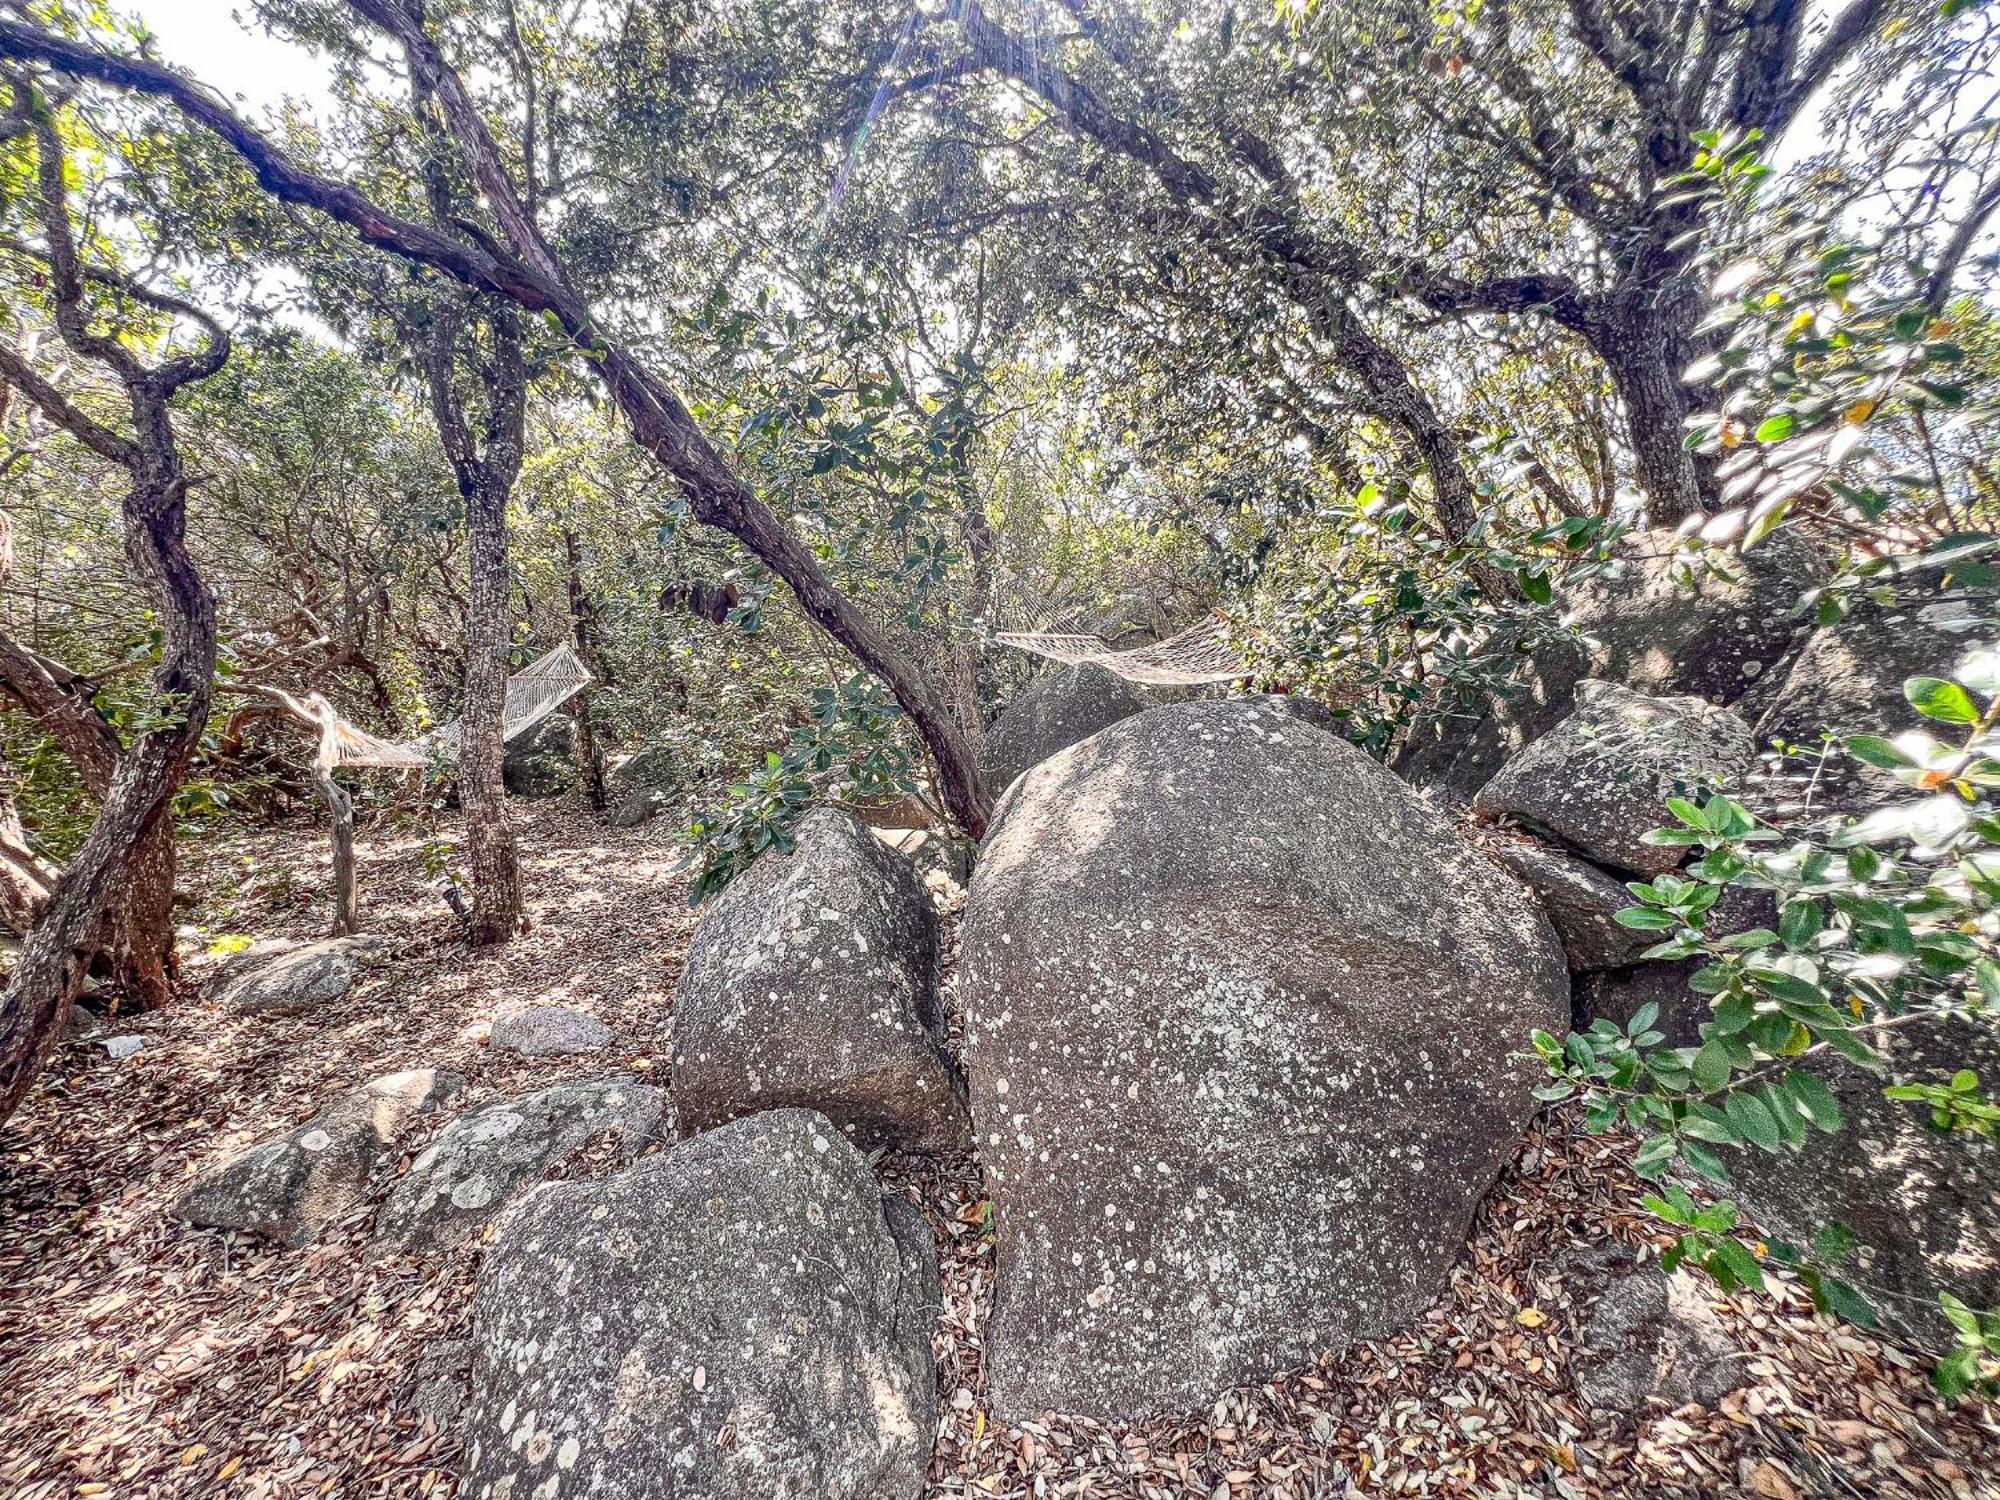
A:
[
  {"left": 320, "top": 643, "right": 594, "bottom": 770},
  {"left": 995, "top": 612, "right": 1247, "bottom": 686}
]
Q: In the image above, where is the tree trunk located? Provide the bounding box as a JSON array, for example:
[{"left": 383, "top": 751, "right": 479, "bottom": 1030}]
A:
[
  {"left": 461, "top": 470, "right": 520, "bottom": 946},
  {"left": 314, "top": 764, "right": 359, "bottom": 937},
  {"left": 0, "top": 99, "right": 229, "bottom": 1126},
  {"left": 1597, "top": 317, "right": 1706, "bottom": 524},
  {"left": 563, "top": 525, "right": 608, "bottom": 811},
  {"left": 109, "top": 819, "right": 178, "bottom": 1009}
]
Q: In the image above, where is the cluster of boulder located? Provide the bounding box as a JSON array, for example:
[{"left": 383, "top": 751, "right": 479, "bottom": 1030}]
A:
[{"left": 184, "top": 534, "right": 1996, "bottom": 1486}]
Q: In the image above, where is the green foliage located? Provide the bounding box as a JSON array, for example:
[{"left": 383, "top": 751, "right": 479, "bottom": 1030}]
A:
[
  {"left": 1539, "top": 645, "right": 2000, "bottom": 1381},
  {"left": 679, "top": 673, "right": 919, "bottom": 902},
  {"left": 1239, "top": 485, "right": 1622, "bottom": 755}
]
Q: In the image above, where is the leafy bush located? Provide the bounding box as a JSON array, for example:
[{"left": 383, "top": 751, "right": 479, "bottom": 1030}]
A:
[
  {"left": 678, "top": 672, "right": 920, "bottom": 902},
  {"left": 1538, "top": 644, "right": 2000, "bottom": 1395}
]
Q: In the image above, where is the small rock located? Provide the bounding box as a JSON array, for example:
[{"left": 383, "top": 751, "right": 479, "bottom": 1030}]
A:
[
  {"left": 1492, "top": 840, "right": 1656, "bottom": 972},
  {"left": 99, "top": 1033, "right": 147, "bottom": 1061},
  {"left": 463, "top": 1109, "right": 934, "bottom": 1500},
  {"left": 216, "top": 934, "right": 394, "bottom": 1017},
  {"left": 489, "top": 1005, "right": 612, "bottom": 1057},
  {"left": 672, "top": 806, "right": 968, "bottom": 1154},
  {"left": 1473, "top": 679, "right": 1756, "bottom": 876},
  {"left": 372, "top": 1078, "right": 664, "bottom": 1255},
  {"left": 1560, "top": 1244, "right": 1746, "bottom": 1415},
  {"left": 180, "top": 1068, "right": 463, "bottom": 1246}
]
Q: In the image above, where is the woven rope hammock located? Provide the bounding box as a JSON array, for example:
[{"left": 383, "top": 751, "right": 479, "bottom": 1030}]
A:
[
  {"left": 995, "top": 612, "right": 1248, "bottom": 686},
  {"left": 310, "top": 643, "right": 594, "bottom": 770}
]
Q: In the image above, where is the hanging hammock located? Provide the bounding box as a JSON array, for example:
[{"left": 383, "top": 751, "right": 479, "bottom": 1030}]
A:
[
  {"left": 995, "top": 612, "right": 1249, "bottom": 686},
  {"left": 310, "top": 643, "right": 594, "bottom": 770}
]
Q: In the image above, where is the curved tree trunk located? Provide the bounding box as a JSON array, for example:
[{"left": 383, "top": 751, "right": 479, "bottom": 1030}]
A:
[{"left": 0, "top": 100, "right": 227, "bottom": 1128}]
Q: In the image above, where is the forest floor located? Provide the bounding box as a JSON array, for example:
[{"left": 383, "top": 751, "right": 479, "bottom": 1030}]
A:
[{"left": 0, "top": 805, "right": 1996, "bottom": 1500}]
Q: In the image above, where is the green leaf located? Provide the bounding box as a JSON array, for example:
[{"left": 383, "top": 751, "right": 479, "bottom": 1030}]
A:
[
  {"left": 1787, "top": 1069, "right": 1844, "bottom": 1133},
  {"left": 1614, "top": 906, "right": 1678, "bottom": 930},
  {"left": 1692, "top": 1040, "right": 1735, "bottom": 1093},
  {"left": 1779, "top": 899, "right": 1824, "bottom": 950},
  {"left": 1724, "top": 1090, "right": 1783, "bottom": 1151},
  {"left": 1905, "top": 676, "right": 1980, "bottom": 725},
  {"left": 1845, "top": 734, "right": 1918, "bottom": 769},
  {"left": 1714, "top": 1235, "right": 1767, "bottom": 1291},
  {"left": 1813, "top": 1221, "right": 1859, "bottom": 1264},
  {"left": 1632, "top": 1133, "right": 1679, "bottom": 1177},
  {"left": 1754, "top": 412, "right": 1796, "bottom": 442}
]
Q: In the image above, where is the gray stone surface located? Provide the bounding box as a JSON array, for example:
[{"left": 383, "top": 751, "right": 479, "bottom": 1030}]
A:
[
  {"left": 1492, "top": 840, "right": 1656, "bottom": 973},
  {"left": 217, "top": 934, "right": 394, "bottom": 1016},
  {"left": 463, "top": 1109, "right": 934, "bottom": 1500},
  {"left": 490, "top": 1005, "right": 612, "bottom": 1057},
  {"left": 1473, "top": 680, "right": 1757, "bottom": 876},
  {"left": 1559, "top": 1245, "right": 1746, "bottom": 1415},
  {"left": 373, "top": 1079, "right": 664, "bottom": 1255},
  {"left": 1743, "top": 585, "right": 1997, "bottom": 807},
  {"left": 504, "top": 714, "right": 578, "bottom": 798},
  {"left": 1727, "top": 1012, "right": 2000, "bottom": 1350},
  {"left": 179, "top": 1068, "right": 462, "bottom": 1245},
  {"left": 981, "top": 662, "right": 1148, "bottom": 797},
  {"left": 605, "top": 785, "right": 670, "bottom": 828},
  {"left": 672, "top": 806, "right": 968, "bottom": 1154},
  {"left": 959, "top": 698, "right": 1569, "bottom": 1421},
  {"left": 100, "top": 1033, "right": 147, "bottom": 1061},
  {"left": 604, "top": 744, "right": 680, "bottom": 827},
  {"left": 1398, "top": 529, "right": 1822, "bottom": 802}
]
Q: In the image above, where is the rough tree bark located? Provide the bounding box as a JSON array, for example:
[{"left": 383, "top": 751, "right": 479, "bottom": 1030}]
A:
[
  {"left": 562, "top": 525, "right": 608, "bottom": 810},
  {"left": 0, "top": 634, "right": 182, "bottom": 1006},
  {"left": 0, "top": 11, "right": 993, "bottom": 839},
  {"left": 0, "top": 97, "right": 227, "bottom": 1126},
  {"left": 420, "top": 303, "right": 526, "bottom": 946}
]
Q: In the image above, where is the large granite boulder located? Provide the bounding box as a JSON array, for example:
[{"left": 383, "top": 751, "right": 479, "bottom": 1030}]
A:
[
  {"left": 1726, "top": 1012, "right": 2000, "bottom": 1349},
  {"left": 179, "top": 1068, "right": 462, "bottom": 1245},
  {"left": 959, "top": 698, "right": 1569, "bottom": 1421},
  {"left": 503, "top": 714, "right": 577, "bottom": 798},
  {"left": 672, "top": 807, "right": 967, "bottom": 1154},
  {"left": 216, "top": 934, "right": 394, "bottom": 1016},
  {"left": 462, "top": 1109, "right": 935, "bottom": 1500},
  {"left": 1398, "top": 530, "right": 1822, "bottom": 802},
  {"left": 1472, "top": 680, "right": 1756, "bottom": 877},
  {"left": 981, "top": 663, "right": 1147, "bottom": 796},
  {"left": 1743, "top": 585, "right": 1996, "bottom": 807},
  {"left": 372, "top": 1079, "right": 664, "bottom": 1254}
]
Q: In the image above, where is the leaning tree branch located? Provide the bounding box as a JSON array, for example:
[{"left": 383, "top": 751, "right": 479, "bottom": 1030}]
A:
[{"left": 0, "top": 13, "right": 994, "bottom": 836}]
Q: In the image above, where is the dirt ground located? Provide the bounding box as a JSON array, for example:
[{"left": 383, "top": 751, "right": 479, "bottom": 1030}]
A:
[{"left": 1, "top": 805, "right": 1995, "bottom": 1499}]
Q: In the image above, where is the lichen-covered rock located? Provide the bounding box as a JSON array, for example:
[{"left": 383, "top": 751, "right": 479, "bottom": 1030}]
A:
[
  {"left": 463, "top": 1109, "right": 935, "bottom": 1500},
  {"left": 959, "top": 698, "right": 1568, "bottom": 1421},
  {"left": 1557, "top": 1245, "right": 1745, "bottom": 1415},
  {"left": 1473, "top": 680, "right": 1756, "bottom": 876},
  {"left": 179, "top": 1068, "right": 462, "bottom": 1245},
  {"left": 217, "top": 934, "right": 394, "bottom": 1016},
  {"left": 603, "top": 744, "right": 680, "bottom": 826},
  {"left": 981, "top": 662, "right": 1147, "bottom": 796},
  {"left": 672, "top": 806, "right": 967, "bottom": 1154},
  {"left": 1743, "top": 585, "right": 1996, "bottom": 807},
  {"left": 503, "top": 714, "right": 577, "bottom": 798},
  {"left": 372, "top": 1079, "right": 663, "bottom": 1254},
  {"left": 1492, "top": 840, "right": 1657, "bottom": 973},
  {"left": 1398, "top": 529, "right": 1822, "bottom": 802},
  {"left": 1726, "top": 1012, "right": 2000, "bottom": 1349},
  {"left": 489, "top": 1005, "right": 612, "bottom": 1057}
]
